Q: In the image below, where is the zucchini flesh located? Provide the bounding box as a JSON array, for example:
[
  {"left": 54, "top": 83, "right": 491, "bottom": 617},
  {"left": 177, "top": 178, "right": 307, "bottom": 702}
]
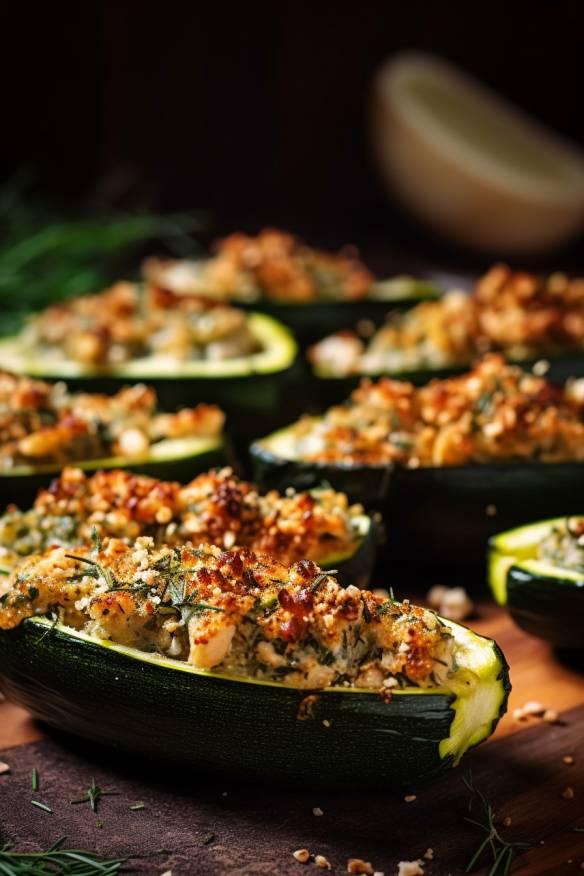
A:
[
  {"left": 488, "top": 518, "right": 584, "bottom": 648},
  {"left": 0, "top": 617, "right": 509, "bottom": 789}
]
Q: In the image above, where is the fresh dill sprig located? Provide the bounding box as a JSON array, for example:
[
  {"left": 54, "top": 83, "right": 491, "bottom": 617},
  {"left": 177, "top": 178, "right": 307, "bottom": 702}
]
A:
[
  {"left": 463, "top": 772, "right": 532, "bottom": 875},
  {"left": 70, "top": 778, "right": 119, "bottom": 814},
  {"left": 0, "top": 836, "right": 133, "bottom": 874}
]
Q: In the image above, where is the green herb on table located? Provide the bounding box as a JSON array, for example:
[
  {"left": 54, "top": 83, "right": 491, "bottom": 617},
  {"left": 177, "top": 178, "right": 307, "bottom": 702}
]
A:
[
  {"left": 31, "top": 800, "right": 53, "bottom": 814},
  {"left": 129, "top": 803, "right": 145, "bottom": 811},
  {"left": 0, "top": 836, "right": 133, "bottom": 874},
  {"left": 463, "top": 773, "right": 532, "bottom": 875},
  {"left": 31, "top": 767, "right": 39, "bottom": 791},
  {"left": 70, "top": 778, "right": 119, "bottom": 814}
]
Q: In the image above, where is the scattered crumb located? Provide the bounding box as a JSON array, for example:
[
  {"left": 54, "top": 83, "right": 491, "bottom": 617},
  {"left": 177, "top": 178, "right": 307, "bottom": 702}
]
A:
[
  {"left": 322, "top": 720, "right": 331, "bottom": 728},
  {"left": 298, "top": 694, "right": 319, "bottom": 721},
  {"left": 315, "top": 854, "right": 331, "bottom": 870},
  {"left": 426, "top": 585, "right": 473, "bottom": 621},
  {"left": 293, "top": 849, "right": 310, "bottom": 864},
  {"left": 347, "top": 860, "right": 374, "bottom": 874},
  {"left": 397, "top": 862, "right": 424, "bottom": 876},
  {"left": 161, "top": 871, "right": 172, "bottom": 876},
  {"left": 502, "top": 816, "right": 512, "bottom": 827},
  {"left": 423, "top": 849, "right": 434, "bottom": 861},
  {"left": 313, "top": 807, "right": 324, "bottom": 817},
  {"left": 0, "top": 762, "right": 10, "bottom": 776},
  {"left": 485, "top": 504, "right": 497, "bottom": 517},
  {"left": 533, "top": 359, "right": 550, "bottom": 377},
  {"left": 512, "top": 700, "right": 559, "bottom": 722},
  {"left": 563, "top": 755, "right": 575, "bottom": 765},
  {"left": 543, "top": 709, "right": 559, "bottom": 723},
  {"left": 404, "top": 794, "right": 417, "bottom": 804},
  {"left": 562, "top": 786, "right": 575, "bottom": 800}
]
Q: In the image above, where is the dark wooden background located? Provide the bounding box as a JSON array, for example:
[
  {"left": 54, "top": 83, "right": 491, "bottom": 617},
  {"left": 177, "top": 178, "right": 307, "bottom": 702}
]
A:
[{"left": 2, "top": 0, "right": 584, "bottom": 270}]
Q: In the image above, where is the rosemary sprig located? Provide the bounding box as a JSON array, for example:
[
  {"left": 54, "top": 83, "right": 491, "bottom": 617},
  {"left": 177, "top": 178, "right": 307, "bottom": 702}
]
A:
[
  {"left": 463, "top": 772, "right": 532, "bottom": 875},
  {"left": 0, "top": 836, "right": 132, "bottom": 874},
  {"left": 31, "top": 800, "right": 53, "bottom": 814},
  {"left": 70, "top": 778, "right": 119, "bottom": 814},
  {"left": 64, "top": 555, "right": 116, "bottom": 590}
]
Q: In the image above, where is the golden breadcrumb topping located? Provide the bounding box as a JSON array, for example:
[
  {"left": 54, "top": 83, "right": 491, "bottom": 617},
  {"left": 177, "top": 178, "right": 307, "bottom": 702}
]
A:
[
  {"left": 145, "top": 228, "right": 374, "bottom": 303},
  {"left": 273, "top": 355, "right": 584, "bottom": 467},
  {"left": 22, "top": 281, "right": 260, "bottom": 366},
  {"left": 0, "top": 467, "right": 364, "bottom": 567},
  {"left": 0, "top": 538, "right": 453, "bottom": 690},
  {"left": 310, "top": 264, "right": 584, "bottom": 376},
  {"left": 0, "top": 371, "right": 223, "bottom": 471}
]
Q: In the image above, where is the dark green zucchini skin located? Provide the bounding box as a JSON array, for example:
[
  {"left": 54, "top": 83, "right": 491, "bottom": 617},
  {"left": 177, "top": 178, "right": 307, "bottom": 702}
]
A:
[
  {"left": 0, "top": 621, "right": 504, "bottom": 789},
  {"left": 252, "top": 442, "right": 584, "bottom": 577},
  {"left": 504, "top": 565, "right": 584, "bottom": 649},
  {"left": 0, "top": 443, "right": 229, "bottom": 511},
  {"left": 240, "top": 297, "right": 437, "bottom": 348}
]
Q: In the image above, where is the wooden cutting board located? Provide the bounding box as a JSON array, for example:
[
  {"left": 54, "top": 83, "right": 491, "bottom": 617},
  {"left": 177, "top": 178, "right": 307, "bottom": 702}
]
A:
[{"left": 0, "top": 606, "right": 583, "bottom": 875}]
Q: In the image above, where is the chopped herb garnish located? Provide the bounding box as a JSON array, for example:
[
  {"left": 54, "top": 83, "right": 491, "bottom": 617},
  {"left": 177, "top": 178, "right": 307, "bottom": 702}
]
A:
[
  {"left": 70, "top": 778, "right": 118, "bottom": 814},
  {"left": 129, "top": 803, "right": 145, "bottom": 811},
  {"left": 31, "top": 767, "right": 39, "bottom": 791},
  {"left": 28, "top": 586, "right": 39, "bottom": 601},
  {"left": 91, "top": 526, "right": 102, "bottom": 556},
  {"left": 310, "top": 571, "right": 335, "bottom": 593},
  {"left": 31, "top": 800, "right": 52, "bottom": 814},
  {"left": 463, "top": 772, "right": 531, "bottom": 874}
]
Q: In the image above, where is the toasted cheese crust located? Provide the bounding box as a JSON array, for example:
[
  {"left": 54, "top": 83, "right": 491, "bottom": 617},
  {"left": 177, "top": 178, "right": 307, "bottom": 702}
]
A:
[
  {"left": 0, "top": 371, "right": 223, "bottom": 471},
  {"left": 145, "top": 229, "right": 374, "bottom": 304},
  {"left": 21, "top": 281, "right": 260, "bottom": 366},
  {"left": 0, "top": 539, "right": 453, "bottom": 691},
  {"left": 281, "top": 355, "right": 584, "bottom": 467},
  {"left": 0, "top": 467, "right": 364, "bottom": 568},
  {"left": 310, "top": 264, "right": 584, "bottom": 376}
]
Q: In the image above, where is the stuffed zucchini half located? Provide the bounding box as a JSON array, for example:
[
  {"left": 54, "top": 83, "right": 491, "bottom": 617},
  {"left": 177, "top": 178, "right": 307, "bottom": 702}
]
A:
[
  {"left": 0, "top": 280, "right": 297, "bottom": 434},
  {"left": 308, "top": 264, "right": 584, "bottom": 402},
  {"left": 252, "top": 355, "right": 584, "bottom": 573},
  {"left": 0, "top": 467, "right": 377, "bottom": 587},
  {"left": 489, "top": 518, "right": 584, "bottom": 648},
  {"left": 0, "top": 539, "right": 509, "bottom": 788},
  {"left": 143, "top": 229, "right": 441, "bottom": 346},
  {"left": 0, "top": 372, "right": 228, "bottom": 508}
]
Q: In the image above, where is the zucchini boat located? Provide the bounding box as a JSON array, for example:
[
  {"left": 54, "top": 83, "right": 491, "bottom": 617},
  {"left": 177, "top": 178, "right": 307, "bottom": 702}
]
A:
[
  {"left": 143, "top": 232, "right": 442, "bottom": 347},
  {"left": 0, "top": 371, "right": 229, "bottom": 507},
  {"left": 489, "top": 518, "right": 584, "bottom": 648},
  {"left": 0, "top": 312, "right": 297, "bottom": 435},
  {"left": 0, "top": 467, "right": 377, "bottom": 587},
  {"left": 252, "top": 356, "right": 584, "bottom": 574},
  {"left": 308, "top": 264, "right": 584, "bottom": 404},
  {"left": 0, "top": 540, "right": 509, "bottom": 788}
]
